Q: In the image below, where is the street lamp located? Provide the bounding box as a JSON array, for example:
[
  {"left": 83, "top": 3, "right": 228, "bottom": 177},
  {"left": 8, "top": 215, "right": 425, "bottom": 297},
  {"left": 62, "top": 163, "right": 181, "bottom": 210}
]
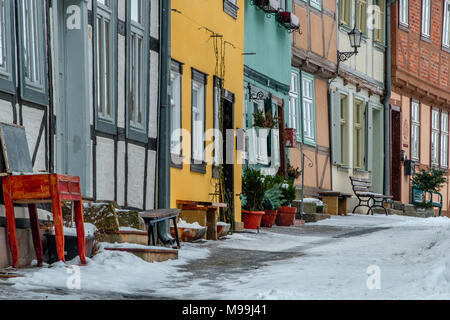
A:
[{"left": 337, "top": 26, "right": 363, "bottom": 62}]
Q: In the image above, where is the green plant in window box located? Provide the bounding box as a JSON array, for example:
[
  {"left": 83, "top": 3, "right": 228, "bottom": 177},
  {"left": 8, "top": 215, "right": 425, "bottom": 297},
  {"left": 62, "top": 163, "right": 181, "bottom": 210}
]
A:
[
  {"left": 252, "top": 109, "right": 279, "bottom": 129},
  {"left": 411, "top": 168, "right": 447, "bottom": 208}
]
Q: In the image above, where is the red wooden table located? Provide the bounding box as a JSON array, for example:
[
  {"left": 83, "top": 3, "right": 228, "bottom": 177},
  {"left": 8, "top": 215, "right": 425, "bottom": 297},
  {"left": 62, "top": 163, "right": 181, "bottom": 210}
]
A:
[{"left": 2, "top": 174, "right": 87, "bottom": 268}]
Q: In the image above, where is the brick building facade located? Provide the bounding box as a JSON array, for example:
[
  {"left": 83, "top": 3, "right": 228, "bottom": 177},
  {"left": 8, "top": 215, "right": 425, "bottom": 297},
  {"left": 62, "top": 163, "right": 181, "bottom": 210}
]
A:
[{"left": 390, "top": 0, "right": 450, "bottom": 215}]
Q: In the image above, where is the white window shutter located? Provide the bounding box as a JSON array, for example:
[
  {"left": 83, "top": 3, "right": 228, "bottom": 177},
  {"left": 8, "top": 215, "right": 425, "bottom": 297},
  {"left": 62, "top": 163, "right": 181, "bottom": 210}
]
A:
[
  {"left": 248, "top": 128, "right": 257, "bottom": 164},
  {"left": 272, "top": 128, "right": 280, "bottom": 168},
  {"left": 330, "top": 91, "right": 341, "bottom": 165},
  {"left": 258, "top": 128, "right": 269, "bottom": 165},
  {"left": 365, "top": 104, "right": 373, "bottom": 172}
]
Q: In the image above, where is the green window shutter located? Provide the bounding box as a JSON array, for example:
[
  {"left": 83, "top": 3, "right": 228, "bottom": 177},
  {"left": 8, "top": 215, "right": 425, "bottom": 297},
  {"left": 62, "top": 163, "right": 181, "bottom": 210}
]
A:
[
  {"left": 330, "top": 90, "right": 341, "bottom": 165},
  {"left": 365, "top": 104, "right": 373, "bottom": 172}
]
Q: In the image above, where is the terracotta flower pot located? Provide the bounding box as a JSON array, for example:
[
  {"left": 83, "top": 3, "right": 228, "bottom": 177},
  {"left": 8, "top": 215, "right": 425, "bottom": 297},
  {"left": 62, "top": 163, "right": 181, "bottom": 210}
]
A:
[
  {"left": 261, "top": 209, "right": 278, "bottom": 228},
  {"left": 242, "top": 210, "right": 265, "bottom": 230},
  {"left": 276, "top": 206, "right": 297, "bottom": 226}
]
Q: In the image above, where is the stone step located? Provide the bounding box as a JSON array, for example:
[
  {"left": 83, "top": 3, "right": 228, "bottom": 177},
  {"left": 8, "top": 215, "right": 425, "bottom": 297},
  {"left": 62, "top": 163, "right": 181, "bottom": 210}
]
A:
[
  {"left": 104, "top": 246, "right": 179, "bottom": 263},
  {"left": 402, "top": 204, "right": 436, "bottom": 218},
  {"left": 99, "top": 229, "right": 148, "bottom": 246},
  {"left": 301, "top": 213, "right": 331, "bottom": 223},
  {"left": 393, "top": 201, "right": 405, "bottom": 211}
]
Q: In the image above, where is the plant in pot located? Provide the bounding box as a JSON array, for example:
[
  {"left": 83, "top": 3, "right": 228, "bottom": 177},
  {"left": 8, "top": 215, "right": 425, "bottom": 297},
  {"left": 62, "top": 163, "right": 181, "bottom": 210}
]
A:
[
  {"left": 276, "top": 177, "right": 297, "bottom": 226},
  {"left": 411, "top": 168, "right": 446, "bottom": 213},
  {"left": 253, "top": 109, "right": 279, "bottom": 129},
  {"left": 261, "top": 181, "right": 283, "bottom": 228},
  {"left": 241, "top": 168, "right": 266, "bottom": 230}
]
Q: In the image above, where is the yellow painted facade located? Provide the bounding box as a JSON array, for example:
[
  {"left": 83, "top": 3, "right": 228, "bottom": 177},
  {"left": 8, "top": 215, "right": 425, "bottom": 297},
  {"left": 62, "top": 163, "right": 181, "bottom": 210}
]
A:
[{"left": 170, "top": 0, "right": 244, "bottom": 222}]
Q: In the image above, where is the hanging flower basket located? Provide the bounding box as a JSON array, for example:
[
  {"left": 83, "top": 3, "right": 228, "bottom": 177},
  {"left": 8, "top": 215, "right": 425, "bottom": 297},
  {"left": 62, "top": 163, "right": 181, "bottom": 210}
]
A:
[
  {"left": 276, "top": 11, "right": 300, "bottom": 32},
  {"left": 285, "top": 128, "right": 297, "bottom": 147}
]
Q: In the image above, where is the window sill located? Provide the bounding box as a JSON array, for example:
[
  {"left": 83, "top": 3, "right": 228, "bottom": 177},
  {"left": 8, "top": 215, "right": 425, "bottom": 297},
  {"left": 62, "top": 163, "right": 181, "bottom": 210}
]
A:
[
  {"left": 303, "top": 139, "right": 317, "bottom": 148},
  {"left": 190, "top": 161, "right": 207, "bottom": 174},
  {"left": 398, "top": 23, "right": 409, "bottom": 32},
  {"left": 442, "top": 45, "right": 450, "bottom": 54},
  {"left": 170, "top": 154, "right": 184, "bottom": 169},
  {"left": 353, "top": 168, "right": 369, "bottom": 174},
  {"left": 421, "top": 34, "right": 431, "bottom": 43},
  {"left": 339, "top": 23, "right": 352, "bottom": 33},
  {"left": 373, "top": 41, "right": 386, "bottom": 51}
]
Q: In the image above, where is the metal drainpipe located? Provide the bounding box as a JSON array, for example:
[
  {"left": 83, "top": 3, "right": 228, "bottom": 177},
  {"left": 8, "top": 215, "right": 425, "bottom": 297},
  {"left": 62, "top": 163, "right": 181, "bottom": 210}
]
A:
[
  {"left": 156, "top": 0, "right": 174, "bottom": 244},
  {"left": 157, "top": 0, "right": 171, "bottom": 209},
  {"left": 383, "top": 0, "right": 394, "bottom": 196}
]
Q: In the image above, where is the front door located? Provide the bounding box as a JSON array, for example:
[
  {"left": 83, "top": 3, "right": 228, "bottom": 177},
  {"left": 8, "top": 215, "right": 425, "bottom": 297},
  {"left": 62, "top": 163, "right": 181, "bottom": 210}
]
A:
[
  {"left": 390, "top": 108, "right": 402, "bottom": 201},
  {"left": 54, "top": 0, "right": 91, "bottom": 196},
  {"left": 222, "top": 90, "right": 235, "bottom": 225}
]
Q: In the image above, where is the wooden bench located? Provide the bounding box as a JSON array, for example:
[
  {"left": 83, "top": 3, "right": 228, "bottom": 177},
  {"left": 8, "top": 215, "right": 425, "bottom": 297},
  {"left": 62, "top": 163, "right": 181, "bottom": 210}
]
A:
[
  {"left": 318, "top": 191, "right": 352, "bottom": 216},
  {"left": 140, "top": 209, "right": 181, "bottom": 248},
  {"left": 349, "top": 176, "right": 392, "bottom": 216},
  {"left": 176, "top": 200, "right": 227, "bottom": 240}
]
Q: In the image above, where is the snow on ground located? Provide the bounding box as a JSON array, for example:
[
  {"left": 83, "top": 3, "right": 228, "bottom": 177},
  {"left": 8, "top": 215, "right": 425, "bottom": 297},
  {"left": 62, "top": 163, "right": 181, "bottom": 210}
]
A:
[
  {"left": 3, "top": 213, "right": 450, "bottom": 299},
  {"left": 210, "top": 215, "right": 450, "bottom": 299},
  {"left": 219, "top": 231, "right": 323, "bottom": 252},
  {"left": 4, "top": 243, "right": 208, "bottom": 299}
]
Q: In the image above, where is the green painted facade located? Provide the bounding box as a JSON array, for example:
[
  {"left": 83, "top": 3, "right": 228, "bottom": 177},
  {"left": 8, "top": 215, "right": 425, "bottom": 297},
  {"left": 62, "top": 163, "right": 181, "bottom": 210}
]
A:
[{"left": 243, "top": 0, "right": 293, "bottom": 173}]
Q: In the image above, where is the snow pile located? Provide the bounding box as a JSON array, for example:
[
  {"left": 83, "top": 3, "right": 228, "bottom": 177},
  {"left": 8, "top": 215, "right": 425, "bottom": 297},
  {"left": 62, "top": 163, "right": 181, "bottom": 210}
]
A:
[
  {"left": 176, "top": 219, "right": 204, "bottom": 229},
  {"left": 51, "top": 223, "right": 97, "bottom": 237},
  {"left": 302, "top": 198, "right": 324, "bottom": 206},
  {"left": 119, "top": 226, "right": 144, "bottom": 232},
  {"left": 7, "top": 243, "right": 209, "bottom": 297}
]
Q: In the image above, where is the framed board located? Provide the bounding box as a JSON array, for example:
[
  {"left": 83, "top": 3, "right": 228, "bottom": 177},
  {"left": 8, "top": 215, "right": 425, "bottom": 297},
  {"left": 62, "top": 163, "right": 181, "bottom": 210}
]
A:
[{"left": 0, "top": 122, "right": 33, "bottom": 175}]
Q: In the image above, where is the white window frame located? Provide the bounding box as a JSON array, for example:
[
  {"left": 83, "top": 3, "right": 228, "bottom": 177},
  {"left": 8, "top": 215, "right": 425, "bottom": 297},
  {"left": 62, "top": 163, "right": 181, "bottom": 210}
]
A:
[
  {"left": 192, "top": 80, "right": 205, "bottom": 162},
  {"left": 421, "top": 0, "right": 431, "bottom": 37},
  {"left": 443, "top": 0, "right": 450, "bottom": 48},
  {"left": 411, "top": 101, "right": 420, "bottom": 161},
  {"left": 301, "top": 73, "right": 316, "bottom": 145},
  {"left": 170, "top": 64, "right": 182, "bottom": 156},
  {"left": 431, "top": 108, "right": 440, "bottom": 166},
  {"left": 289, "top": 71, "right": 300, "bottom": 139},
  {"left": 399, "top": 0, "right": 409, "bottom": 26},
  {"left": 441, "top": 112, "right": 449, "bottom": 168}
]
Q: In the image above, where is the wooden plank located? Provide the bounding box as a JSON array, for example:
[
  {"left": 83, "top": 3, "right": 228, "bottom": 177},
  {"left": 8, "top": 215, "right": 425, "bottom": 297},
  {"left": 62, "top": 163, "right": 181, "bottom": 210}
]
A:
[{"left": 349, "top": 176, "right": 371, "bottom": 183}]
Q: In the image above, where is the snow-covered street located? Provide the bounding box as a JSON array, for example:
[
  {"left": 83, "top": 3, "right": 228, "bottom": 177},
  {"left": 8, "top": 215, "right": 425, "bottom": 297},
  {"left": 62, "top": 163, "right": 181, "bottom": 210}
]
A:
[{"left": 2, "top": 213, "right": 450, "bottom": 300}]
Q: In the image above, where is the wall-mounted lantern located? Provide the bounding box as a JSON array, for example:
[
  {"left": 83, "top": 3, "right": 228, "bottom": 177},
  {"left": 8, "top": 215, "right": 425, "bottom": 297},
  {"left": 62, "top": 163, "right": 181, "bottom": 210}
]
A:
[{"left": 337, "top": 25, "right": 363, "bottom": 62}]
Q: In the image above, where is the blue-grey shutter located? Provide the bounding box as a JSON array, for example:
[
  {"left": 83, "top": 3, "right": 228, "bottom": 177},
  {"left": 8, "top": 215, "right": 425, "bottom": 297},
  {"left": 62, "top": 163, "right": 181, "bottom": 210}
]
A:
[
  {"left": 17, "top": 1, "right": 49, "bottom": 106},
  {"left": 365, "top": 104, "right": 373, "bottom": 172},
  {"left": 0, "top": 0, "right": 16, "bottom": 94},
  {"left": 330, "top": 90, "right": 341, "bottom": 165}
]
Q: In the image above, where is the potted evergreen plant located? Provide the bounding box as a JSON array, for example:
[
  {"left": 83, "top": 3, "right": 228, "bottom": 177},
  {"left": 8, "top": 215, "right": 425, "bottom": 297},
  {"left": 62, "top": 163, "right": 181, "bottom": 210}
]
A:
[
  {"left": 276, "top": 177, "right": 297, "bottom": 226},
  {"left": 241, "top": 168, "right": 266, "bottom": 230},
  {"left": 261, "top": 179, "right": 283, "bottom": 228}
]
